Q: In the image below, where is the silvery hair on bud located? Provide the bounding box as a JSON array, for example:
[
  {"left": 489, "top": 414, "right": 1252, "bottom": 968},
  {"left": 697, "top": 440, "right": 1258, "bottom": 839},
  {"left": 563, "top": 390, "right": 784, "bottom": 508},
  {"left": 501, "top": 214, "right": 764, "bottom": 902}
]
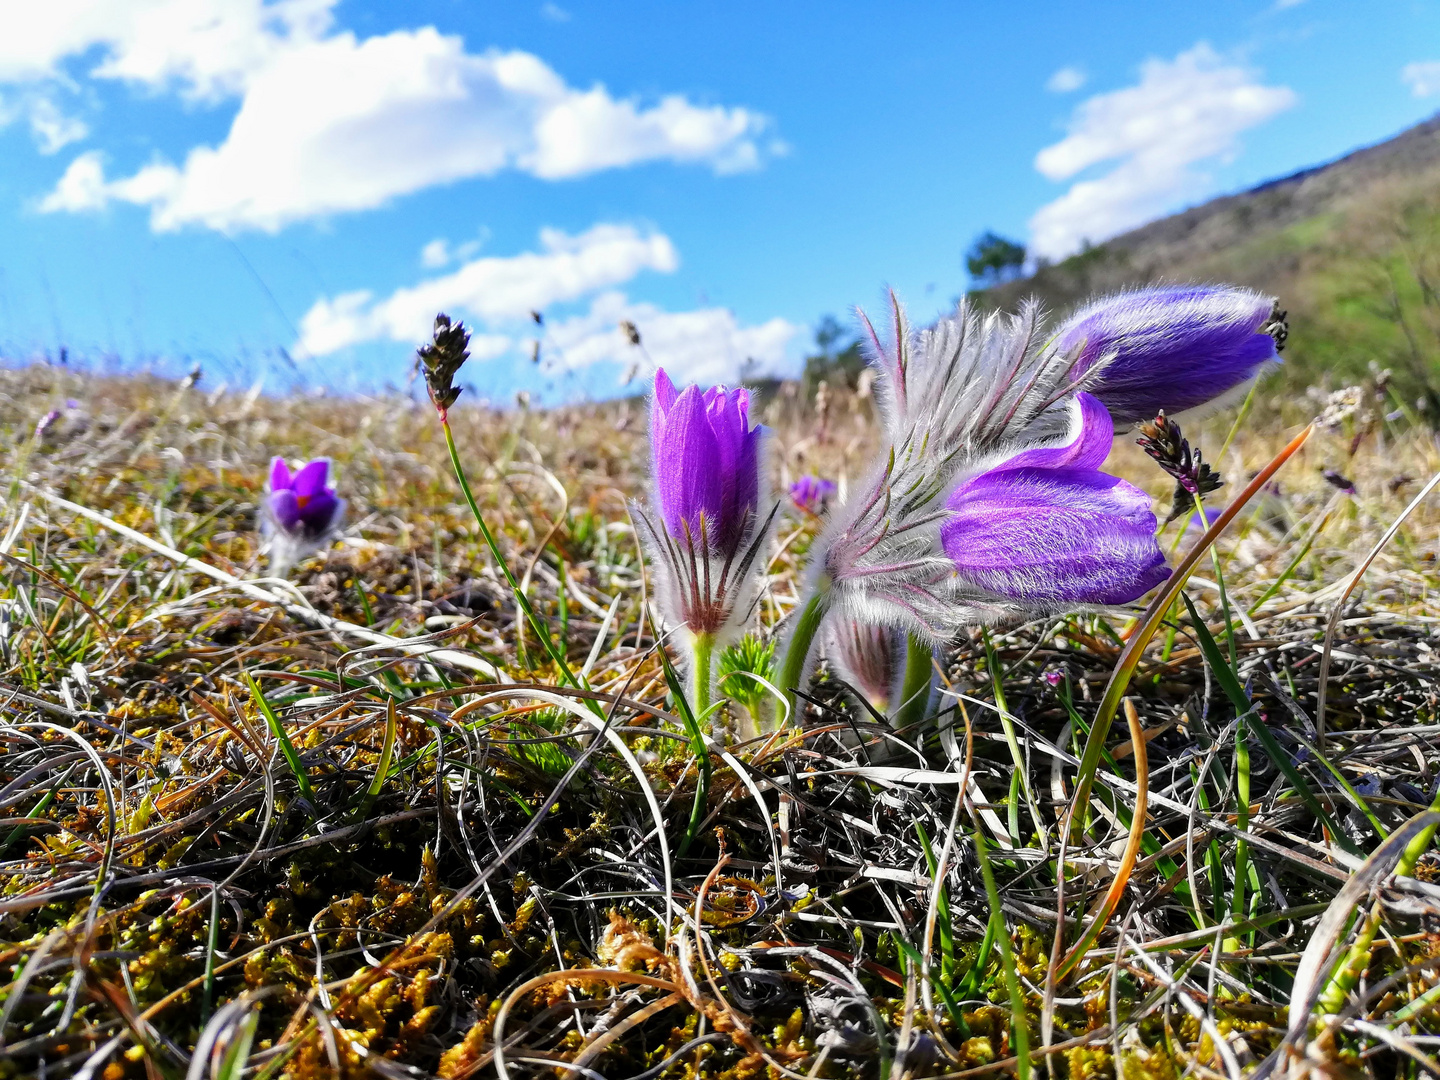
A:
[{"left": 800, "top": 294, "right": 1093, "bottom": 646}]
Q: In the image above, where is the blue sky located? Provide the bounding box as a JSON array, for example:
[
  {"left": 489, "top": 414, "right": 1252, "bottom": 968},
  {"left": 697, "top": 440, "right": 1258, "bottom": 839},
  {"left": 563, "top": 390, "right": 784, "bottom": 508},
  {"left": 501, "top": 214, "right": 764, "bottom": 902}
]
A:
[{"left": 1, "top": 0, "right": 1438, "bottom": 402}]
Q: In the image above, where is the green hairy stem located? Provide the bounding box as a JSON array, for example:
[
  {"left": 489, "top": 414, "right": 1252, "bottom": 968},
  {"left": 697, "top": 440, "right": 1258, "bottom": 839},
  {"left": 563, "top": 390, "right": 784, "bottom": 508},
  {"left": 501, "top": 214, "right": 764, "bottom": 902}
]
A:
[
  {"left": 690, "top": 632, "right": 715, "bottom": 718},
  {"left": 891, "top": 634, "right": 933, "bottom": 729},
  {"left": 776, "top": 578, "right": 832, "bottom": 722}
]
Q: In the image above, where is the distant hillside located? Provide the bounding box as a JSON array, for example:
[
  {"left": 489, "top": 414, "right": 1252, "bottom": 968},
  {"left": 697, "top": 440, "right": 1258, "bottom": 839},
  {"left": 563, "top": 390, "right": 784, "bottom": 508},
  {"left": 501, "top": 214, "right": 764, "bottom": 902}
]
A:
[{"left": 978, "top": 113, "right": 1440, "bottom": 411}]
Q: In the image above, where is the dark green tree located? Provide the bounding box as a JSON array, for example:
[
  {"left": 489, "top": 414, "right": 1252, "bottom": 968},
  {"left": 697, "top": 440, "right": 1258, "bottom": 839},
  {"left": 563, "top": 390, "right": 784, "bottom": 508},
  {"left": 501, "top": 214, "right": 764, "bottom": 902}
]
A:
[{"left": 966, "top": 231, "right": 1027, "bottom": 286}]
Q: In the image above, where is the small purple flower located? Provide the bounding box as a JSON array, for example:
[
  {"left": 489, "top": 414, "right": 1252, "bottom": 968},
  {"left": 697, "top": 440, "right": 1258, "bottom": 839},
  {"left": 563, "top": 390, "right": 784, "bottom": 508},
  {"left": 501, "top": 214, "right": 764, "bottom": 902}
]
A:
[
  {"left": 636, "top": 370, "right": 777, "bottom": 638},
  {"left": 789, "top": 475, "right": 837, "bottom": 515},
  {"left": 1322, "top": 468, "right": 1356, "bottom": 496},
  {"left": 263, "top": 458, "right": 345, "bottom": 571},
  {"left": 34, "top": 410, "right": 61, "bottom": 440},
  {"left": 1053, "top": 287, "right": 1286, "bottom": 429},
  {"left": 941, "top": 393, "right": 1169, "bottom": 608},
  {"left": 1042, "top": 668, "right": 1064, "bottom": 687}
]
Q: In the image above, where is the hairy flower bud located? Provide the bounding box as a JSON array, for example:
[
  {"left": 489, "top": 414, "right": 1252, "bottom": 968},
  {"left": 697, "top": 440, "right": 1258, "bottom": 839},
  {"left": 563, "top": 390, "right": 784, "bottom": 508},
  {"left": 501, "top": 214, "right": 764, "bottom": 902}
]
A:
[
  {"left": 635, "top": 370, "right": 776, "bottom": 639},
  {"left": 1053, "top": 286, "right": 1285, "bottom": 428}
]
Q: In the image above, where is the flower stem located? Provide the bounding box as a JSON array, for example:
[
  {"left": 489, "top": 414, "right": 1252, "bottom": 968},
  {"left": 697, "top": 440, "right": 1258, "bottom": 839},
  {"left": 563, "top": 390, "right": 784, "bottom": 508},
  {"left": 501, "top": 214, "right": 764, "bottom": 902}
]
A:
[
  {"left": 440, "top": 416, "right": 583, "bottom": 693},
  {"left": 776, "top": 579, "right": 831, "bottom": 722},
  {"left": 691, "top": 632, "right": 715, "bottom": 718},
  {"left": 891, "top": 634, "right": 933, "bottom": 730}
]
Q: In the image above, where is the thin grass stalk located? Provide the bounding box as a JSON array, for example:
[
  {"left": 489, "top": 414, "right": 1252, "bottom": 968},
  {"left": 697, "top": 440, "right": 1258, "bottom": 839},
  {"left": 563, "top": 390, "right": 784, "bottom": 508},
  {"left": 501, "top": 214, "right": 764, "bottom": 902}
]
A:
[
  {"left": 200, "top": 886, "right": 221, "bottom": 1026},
  {"left": 986, "top": 630, "right": 1045, "bottom": 845},
  {"left": 243, "top": 671, "right": 315, "bottom": 808},
  {"left": 1055, "top": 698, "right": 1148, "bottom": 979},
  {"left": 440, "top": 416, "right": 588, "bottom": 697},
  {"left": 1064, "top": 423, "right": 1313, "bottom": 842},
  {"left": 353, "top": 698, "right": 398, "bottom": 824},
  {"left": 1246, "top": 503, "right": 1336, "bottom": 615},
  {"left": 1316, "top": 466, "right": 1440, "bottom": 749},
  {"left": 972, "top": 802, "right": 1031, "bottom": 1080}
]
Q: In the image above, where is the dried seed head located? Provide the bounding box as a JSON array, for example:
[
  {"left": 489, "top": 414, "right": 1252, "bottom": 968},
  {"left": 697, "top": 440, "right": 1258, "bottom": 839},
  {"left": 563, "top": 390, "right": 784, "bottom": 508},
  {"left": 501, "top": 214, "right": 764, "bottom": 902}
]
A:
[
  {"left": 1137, "top": 411, "right": 1223, "bottom": 523},
  {"left": 417, "top": 313, "right": 470, "bottom": 416}
]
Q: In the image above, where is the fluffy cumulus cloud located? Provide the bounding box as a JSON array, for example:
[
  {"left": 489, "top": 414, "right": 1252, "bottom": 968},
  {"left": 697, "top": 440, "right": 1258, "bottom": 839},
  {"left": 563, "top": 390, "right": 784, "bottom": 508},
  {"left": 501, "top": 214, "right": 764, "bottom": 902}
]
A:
[
  {"left": 546, "top": 292, "right": 798, "bottom": 386},
  {"left": 1402, "top": 60, "right": 1440, "bottom": 98},
  {"left": 298, "top": 223, "right": 678, "bottom": 354},
  {"left": 1028, "top": 44, "right": 1296, "bottom": 260},
  {"left": 11, "top": 0, "right": 772, "bottom": 232},
  {"left": 296, "top": 223, "right": 797, "bottom": 384}
]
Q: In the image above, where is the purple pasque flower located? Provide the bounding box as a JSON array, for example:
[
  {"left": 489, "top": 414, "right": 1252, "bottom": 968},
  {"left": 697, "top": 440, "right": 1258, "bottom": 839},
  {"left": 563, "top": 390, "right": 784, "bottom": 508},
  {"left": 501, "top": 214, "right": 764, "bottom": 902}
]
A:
[
  {"left": 807, "top": 294, "right": 1080, "bottom": 643},
  {"left": 263, "top": 457, "right": 346, "bottom": 570},
  {"left": 636, "top": 370, "right": 777, "bottom": 638},
  {"left": 789, "top": 475, "right": 837, "bottom": 515},
  {"left": 1052, "top": 286, "right": 1286, "bottom": 429},
  {"left": 940, "top": 392, "right": 1169, "bottom": 608}
]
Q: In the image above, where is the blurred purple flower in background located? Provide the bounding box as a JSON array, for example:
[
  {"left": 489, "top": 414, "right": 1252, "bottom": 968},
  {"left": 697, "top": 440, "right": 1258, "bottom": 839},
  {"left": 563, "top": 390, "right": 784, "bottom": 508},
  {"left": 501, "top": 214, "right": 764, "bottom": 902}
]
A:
[
  {"left": 1321, "top": 468, "right": 1357, "bottom": 495},
  {"left": 941, "top": 393, "right": 1169, "bottom": 607},
  {"left": 263, "top": 457, "right": 346, "bottom": 573},
  {"left": 34, "top": 399, "right": 86, "bottom": 445},
  {"left": 1054, "top": 286, "right": 1287, "bottom": 429},
  {"left": 789, "top": 475, "right": 837, "bottom": 515}
]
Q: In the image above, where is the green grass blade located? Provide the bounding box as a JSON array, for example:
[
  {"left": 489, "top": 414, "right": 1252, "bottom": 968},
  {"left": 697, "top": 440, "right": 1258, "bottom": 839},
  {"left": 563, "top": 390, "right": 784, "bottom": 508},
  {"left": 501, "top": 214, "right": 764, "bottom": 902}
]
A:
[
  {"left": 1066, "top": 424, "right": 1313, "bottom": 841},
  {"left": 244, "top": 669, "right": 316, "bottom": 808},
  {"left": 659, "top": 644, "right": 711, "bottom": 858}
]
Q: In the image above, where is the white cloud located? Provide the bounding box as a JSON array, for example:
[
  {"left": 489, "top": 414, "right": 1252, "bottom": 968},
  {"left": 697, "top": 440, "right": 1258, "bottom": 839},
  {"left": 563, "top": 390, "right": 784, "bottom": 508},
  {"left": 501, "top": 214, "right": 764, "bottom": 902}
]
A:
[
  {"left": 0, "top": 91, "right": 88, "bottom": 153},
  {"left": 297, "top": 223, "right": 678, "bottom": 355},
  {"left": 540, "top": 3, "right": 571, "bottom": 23},
  {"left": 420, "top": 239, "right": 452, "bottom": 269},
  {"left": 14, "top": 0, "right": 772, "bottom": 233},
  {"left": 1402, "top": 60, "right": 1440, "bottom": 98},
  {"left": 297, "top": 222, "right": 797, "bottom": 385},
  {"left": 547, "top": 291, "right": 799, "bottom": 385},
  {"left": 1045, "top": 66, "right": 1086, "bottom": 93},
  {"left": 38, "top": 149, "right": 108, "bottom": 210},
  {"left": 0, "top": 0, "right": 334, "bottom": 100},
  {"left": 1029, "top": 44, "right": 1296, "bottom": 259}
]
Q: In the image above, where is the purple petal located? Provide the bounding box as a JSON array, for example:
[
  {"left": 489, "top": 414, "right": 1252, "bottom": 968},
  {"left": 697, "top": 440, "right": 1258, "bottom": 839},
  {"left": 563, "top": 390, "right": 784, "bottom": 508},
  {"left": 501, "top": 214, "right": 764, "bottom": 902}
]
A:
[
  {"left": 653, "top": 368, "right": 678, "bottom": 413},
  {"left": 291, "top": 459, "right": 331, "bottom": 501},
  {"left": 996, "top": 392, "right": 1113, "bottom": 472},
  {"left": 942, "top": 465, "right": 1169, "bottom": 605},
  {"left": 269, "top": 457, "right": 292, "bottom": 492},
  {"left": 267, "top": 490, "right": 304, "bottom": 533},
  {"left": 298, "top": 490, "right": 343, "bottom": 536},
  {"left": 1056, "top": 287, "right": 1280, "bottom": 427},
  {"left": 653, "top": 384, "right": 724, "bottom": 544}
]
